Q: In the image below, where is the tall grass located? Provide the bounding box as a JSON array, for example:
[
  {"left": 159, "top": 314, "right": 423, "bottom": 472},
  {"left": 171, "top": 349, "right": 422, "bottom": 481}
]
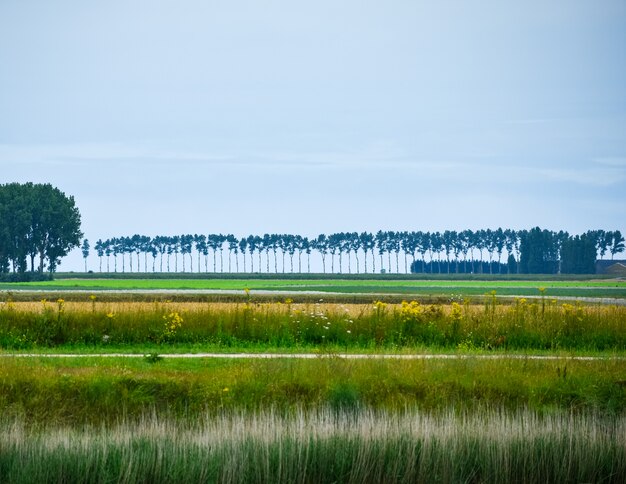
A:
[
  {"left": 1, "top": 408, "right": 624, "bottom": 483},
  {"left": 1, "top": 357, "right": 624, "bottom": 424},
  {"left": 1, "top": 298, "right": 625, "bottom": 351}
]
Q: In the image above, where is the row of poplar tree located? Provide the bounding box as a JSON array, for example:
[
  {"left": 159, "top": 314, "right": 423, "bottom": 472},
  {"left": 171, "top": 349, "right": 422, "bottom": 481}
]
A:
[{"left": 81, "top": 228, "right": 625, "bottom": 275}]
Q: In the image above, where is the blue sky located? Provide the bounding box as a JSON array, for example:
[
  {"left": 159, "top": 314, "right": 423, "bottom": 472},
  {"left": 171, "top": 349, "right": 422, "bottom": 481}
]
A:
[{"left": 1, "top": 0, "right": 624, "bottom": 270}]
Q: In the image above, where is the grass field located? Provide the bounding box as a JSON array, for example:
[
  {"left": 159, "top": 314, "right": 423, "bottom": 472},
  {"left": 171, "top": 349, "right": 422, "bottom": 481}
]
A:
[
  {"left": 2, "top": 276, "right": 625, "bottom": 299},
  {"left": 1, "top": 299, "right": 625, "bottom": 352},
  {"left": 2, "top": 356, "right": 625, "bottom": 422},
  {"left": 1, "top": 276, "right": 625, "bottom": 481},
  {"left": 1, "top": 355, "right": 625, "bottom": 482}
]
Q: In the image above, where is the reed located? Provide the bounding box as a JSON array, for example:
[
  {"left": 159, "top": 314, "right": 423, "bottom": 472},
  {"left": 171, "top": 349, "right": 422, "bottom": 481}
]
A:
[{"left": 1, "top": 407, "right": 624, "bottom": 483}]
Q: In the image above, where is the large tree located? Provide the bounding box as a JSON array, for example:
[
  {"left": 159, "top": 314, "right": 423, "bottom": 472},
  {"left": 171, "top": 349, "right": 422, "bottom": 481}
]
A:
[{"left": 0, "top": 183, "right": 82, "bottom": 276}]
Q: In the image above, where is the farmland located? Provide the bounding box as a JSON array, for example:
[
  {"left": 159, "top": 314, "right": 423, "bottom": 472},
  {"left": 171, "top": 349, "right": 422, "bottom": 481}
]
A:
[
  {"left": 2, "top": 275, "right": 626, "bottom": 300},
  {"left": 1, "top": 278, "right": 625, "bottom": 482}
]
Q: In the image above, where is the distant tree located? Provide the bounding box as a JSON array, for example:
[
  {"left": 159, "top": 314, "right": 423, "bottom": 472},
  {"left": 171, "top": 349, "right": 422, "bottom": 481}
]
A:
[
  {"left": 314, "top": 234, "right": 329, "bottom": 274},
  {"left": 415, "top": 231, "right": 428, "bottom": 273},
  {"left": 295, "top": 235, "right": 306, "bottom": 273},
  {"left": 226, "top": 234, "right": 238, "bottom": 272},
  {"left": 359, "top": 232, "right": 375, "bottom": 273},
  {"left": 609, "top": 230, "right": 625, "bottom": 260},
  {"left": 494, "top": 228, "right": 506, "bottom": 274},
  {"left": 284, "top": 235, "right": 297, "bottom": 273},
  {"left": 238, "top": 237, "right": 248, "bottom": 273},
  {"left": 442, "top": 230, "right": 455, "bottom": 274},
  {"left": 104, "top": 240, "right": 112, "bottom": 272},
  {"left": 262, "top": 234, "right": 272, "bottom": 273},
  {"left": 388, "top": 231, "right": 401, "bottom": 273},
  {"left": 179, "top": 234, "right": 194, "bottom": 272},
  {"left": 304, "top": 237, "right": 312, "bottom": 273},
  {"left": 328, "top": 233, "right": 342, "bottom": 273},
  {"left": 81, "top": 239, "right": 90, "bottom": 272},
  {"left": 430, "top": 232, "right": 443, "bottom": 273},
  {"left": 0, "top": 183, "right": 82, "bottom": 275},
  {"left": 375, "top": 231, "right": 387, "bottom": 273},
  {"left": 519, "top": 227, "right": 559, "bottom": 274},
  {"left": 246, "top": 235, "right": 258, "bottom": 273},
  {"left": 139, "top": 235, "right": 152, "bottom": 272},
  {"left": 560, "top": 234, "right": 596, "bottom": 274},
  {"left": 94, "top": 239, "right": 104, "bottom": 272}
]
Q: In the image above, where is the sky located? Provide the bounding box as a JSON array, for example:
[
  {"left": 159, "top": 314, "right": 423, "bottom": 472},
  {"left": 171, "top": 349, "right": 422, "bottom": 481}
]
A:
[{"left": 1, "top": 0, "right": 625, "bottom": 271}]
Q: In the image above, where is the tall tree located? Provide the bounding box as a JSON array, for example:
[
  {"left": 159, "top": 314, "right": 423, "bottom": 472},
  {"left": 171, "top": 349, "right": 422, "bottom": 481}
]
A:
[
  {"left": 561, "top": 234, "right": 596, "bottom": 274},
  {"left": 238, "top": 237, "right": 248, "bottom": 273},
  {"left": 0, "top": 183, "right": 82, "bottom": 275},
  {"left": 359, "top": 232, "right": 375, "bottom": 274},
  {"left": 94, "top": 239, "right": 104, "bottom": 272},
  {"left": 442, "top": 230, "right": 455, "bottom": 274},
  {"left": 193, "top": 234, "right": 207, "bottom": 272},
  {"left": 226, "top": 234, "right": 238, "bottom": 272},
  {"left": 314, "top": 234, "right": 329, "bottom": 274},
  {"left": 179, "top": 234, "right": 194, "bottom": 272},
  {"left": 519, "top": 227, "right": 559, "bottom": 274},
  {"left": 609, "top": 231, "right": 625, "bottom": 260},
  {"left": 81, "top": 239, "right": 90, "bottom": 272}
]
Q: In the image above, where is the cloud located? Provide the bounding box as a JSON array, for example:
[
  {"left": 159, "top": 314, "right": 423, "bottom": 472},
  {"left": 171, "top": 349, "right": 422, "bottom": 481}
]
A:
[
  {"left": 592, "top": 157, "right": 626, "bottom": 167},
  {"left": 2, "top": 142, "right": 625, "bottom": 189}
]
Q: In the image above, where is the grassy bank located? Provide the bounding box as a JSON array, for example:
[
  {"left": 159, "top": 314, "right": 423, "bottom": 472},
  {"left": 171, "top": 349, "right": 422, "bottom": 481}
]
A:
[
  {"left": 1, "top": 408, "right": 624, "bottom": 483},
  {"left": 1, "top": 357, "right": 624, "bottom": 424}
]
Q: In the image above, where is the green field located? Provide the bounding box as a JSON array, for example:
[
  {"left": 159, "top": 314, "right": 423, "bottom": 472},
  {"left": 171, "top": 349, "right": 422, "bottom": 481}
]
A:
[
  {"left": 2, "top": 276, "right": 625, "bottom": 299},
  {"left": 2, "top": 278, "right": 625, "bottom": 481},
  {"left": 2, "top": 356, "right": 625, "bottom": 422},
  {"left": 1, "top": 356, "right": 625, "bottom": 482}
]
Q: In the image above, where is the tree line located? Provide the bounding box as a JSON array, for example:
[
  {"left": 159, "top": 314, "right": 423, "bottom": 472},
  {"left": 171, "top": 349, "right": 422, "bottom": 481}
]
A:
[
  {"left": 82, "top": 228, "right": 625, "bottom": 275},
  {"left": 0, "top": 183, "right": 82, "bottom": 280}
]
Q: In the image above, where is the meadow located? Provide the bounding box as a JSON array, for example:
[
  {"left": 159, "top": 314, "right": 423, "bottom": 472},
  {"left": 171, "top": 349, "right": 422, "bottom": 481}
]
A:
[
  {"left": 1, "top": 356, "right": 625, "bottom": 482},
  {"left": 1, "top": 281, "right": 625, "bottom": 482},
  {"left": 2, "top": 275, "right": 626, "bottom": 299},
  {"left": 1, "top": 296, "right": 625, "bottom": 352}
]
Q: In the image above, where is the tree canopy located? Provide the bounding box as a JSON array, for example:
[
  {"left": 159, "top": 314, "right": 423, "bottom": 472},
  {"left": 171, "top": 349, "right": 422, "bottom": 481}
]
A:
[{"left": 0, "top": 183, "right": 82, "bottom": 278}]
